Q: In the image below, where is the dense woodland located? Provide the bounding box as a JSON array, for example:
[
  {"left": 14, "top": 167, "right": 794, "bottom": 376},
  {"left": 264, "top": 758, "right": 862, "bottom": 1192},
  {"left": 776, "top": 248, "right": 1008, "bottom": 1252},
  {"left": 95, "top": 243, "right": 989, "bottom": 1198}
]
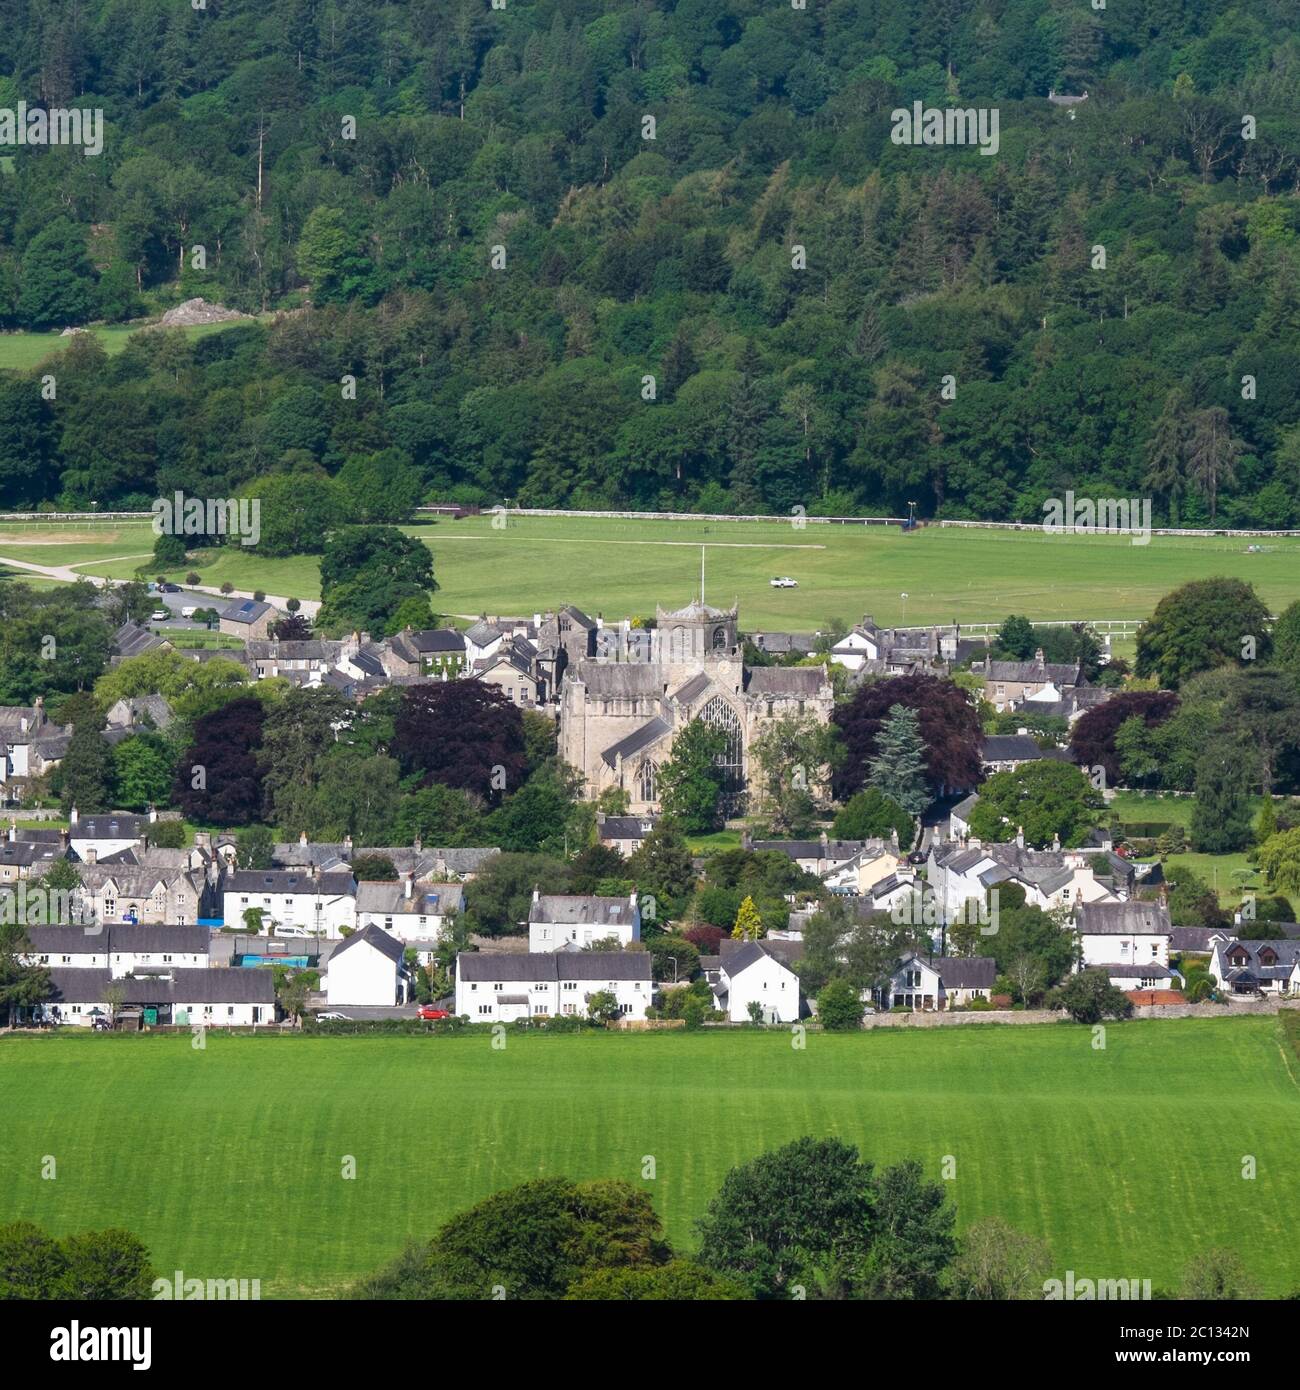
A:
[{"left": 1, "top": 1, "right": 1299, "bottom": 524}]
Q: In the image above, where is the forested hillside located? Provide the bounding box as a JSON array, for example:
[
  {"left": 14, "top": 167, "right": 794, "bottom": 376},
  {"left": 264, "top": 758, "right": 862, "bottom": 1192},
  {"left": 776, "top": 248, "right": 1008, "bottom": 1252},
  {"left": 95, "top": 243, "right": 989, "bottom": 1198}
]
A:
[{"left": 2, "top": 0, "right": 1300, "bottom": 527}]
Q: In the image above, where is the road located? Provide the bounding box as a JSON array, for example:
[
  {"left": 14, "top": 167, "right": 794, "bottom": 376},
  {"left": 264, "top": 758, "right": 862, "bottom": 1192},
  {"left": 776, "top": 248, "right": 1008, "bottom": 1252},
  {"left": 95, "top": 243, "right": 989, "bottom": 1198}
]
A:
[{"left": 0, "top": 553, "right": 321, "bottom": 618}]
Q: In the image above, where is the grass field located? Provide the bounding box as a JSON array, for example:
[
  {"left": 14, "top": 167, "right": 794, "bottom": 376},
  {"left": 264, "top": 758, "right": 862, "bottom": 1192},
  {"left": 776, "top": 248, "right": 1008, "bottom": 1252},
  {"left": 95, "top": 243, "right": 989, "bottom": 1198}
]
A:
[
  {"left": 0, "top": 321, "right": 243, "bottom": 372},
  {"left": 7, "top": 514, "right": 1300, "bottom": 629},
  {"left": 4, "top": 1020, "right": 1299, "bottom": 1298}
]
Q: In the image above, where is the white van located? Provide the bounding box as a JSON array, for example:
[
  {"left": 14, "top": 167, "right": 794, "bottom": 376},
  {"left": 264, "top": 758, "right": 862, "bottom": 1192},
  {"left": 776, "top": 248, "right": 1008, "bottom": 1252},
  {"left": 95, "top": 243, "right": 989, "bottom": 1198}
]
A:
[{"left": 180, "top": 606, "right": 197, "bottom": 618}]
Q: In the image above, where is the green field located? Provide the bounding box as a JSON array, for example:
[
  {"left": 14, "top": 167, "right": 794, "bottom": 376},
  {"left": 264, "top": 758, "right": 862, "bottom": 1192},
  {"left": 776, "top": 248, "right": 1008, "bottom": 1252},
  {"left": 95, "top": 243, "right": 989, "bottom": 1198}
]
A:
[
  {"left": 4, "top": 1021, "right": 1299, "bottom": 1298},
  {"left": 5, "top": 513, "right": 1300, "bottom": 628},
  {"left": 0, "top": 321, "right": 243, "bottom": 372}
]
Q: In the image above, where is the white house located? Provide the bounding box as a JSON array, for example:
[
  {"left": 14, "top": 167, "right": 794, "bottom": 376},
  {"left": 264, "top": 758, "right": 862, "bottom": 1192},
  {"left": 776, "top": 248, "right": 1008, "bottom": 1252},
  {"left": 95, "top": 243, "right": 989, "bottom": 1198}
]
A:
[
  {"left": 36, "top": 968, "right": 274, "bottom": 1027},
  {"left": 356, "top": 878, "right": 464, "bottom": 941},
  {"left": 710, "top": 939, "right": 802, "bottom": 1024},
  {"left": 223, "top": 868, "right": 357, "bottom": 939},
  {"left": 325, "top": 925, "right": 409, "bottom": 1007},
  {"left": 1207, "top": 937, "right": 1300, "bottom": 998},
  {"left": 596, "top": 813, "right": 657, "bottom": 857},
  {"left": 455, "top": 951, "right": 652, "bottom": 1022},
  {"left": 928, "top": 839, "right": 1116, "bottom": 920},
  {"left": 879, "top": 952, "right": 997, "bottom": 1011},
  {"left": 68, "top": 808, "right": 159, "bottom": 862},
  {"left": 820, "top": 838, "right": 905, "bottom": 893},
  {"left": 23, "top": 924, "right": 210, "bottom": 976},
  {"left": 527, "top": 891, "right": 641, "bottom": 953},
  {"left": 1075, "top": 901, "right": 1172, "bottom": 976},
  {"left": 744, "top": 834, "right": 880, "bottom": 880}
]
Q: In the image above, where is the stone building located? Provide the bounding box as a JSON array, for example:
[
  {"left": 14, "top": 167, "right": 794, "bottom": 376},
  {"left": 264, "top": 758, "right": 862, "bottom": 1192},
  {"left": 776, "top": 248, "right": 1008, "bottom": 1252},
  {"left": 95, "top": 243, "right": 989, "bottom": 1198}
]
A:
[{"left": 558, "top": 595, "right": 834, "bottom": 815}]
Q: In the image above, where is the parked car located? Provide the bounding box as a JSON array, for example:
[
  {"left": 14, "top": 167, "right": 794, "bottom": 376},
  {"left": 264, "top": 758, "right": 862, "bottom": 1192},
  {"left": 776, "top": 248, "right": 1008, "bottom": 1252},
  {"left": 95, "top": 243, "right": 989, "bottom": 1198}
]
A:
[
  {"left": 769, "top": 576, "right": 798, "bottom": 588},
  {"left": 180, "top": 606, "right": 197, "bottom": 618},
  {"left": 317, "top": 1011, "right": 348, "bottom": 1021},
  {"left": 417, "top": 1006, "right": 450, "bottom": 1021},
  {"left": 159, "top": 582, "right": 182, "bottom": 593},
  {"left": 273, "top": 926, "right": 314, "bottom": 938},
  {"left": 151, "top": 609, "right": 170, "bottom": 621}
]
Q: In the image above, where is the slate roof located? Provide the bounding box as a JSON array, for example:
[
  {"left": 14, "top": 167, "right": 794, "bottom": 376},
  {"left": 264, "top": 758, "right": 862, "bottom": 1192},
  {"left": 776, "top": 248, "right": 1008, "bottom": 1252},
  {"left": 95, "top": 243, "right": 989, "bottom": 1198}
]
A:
[
  {"left": 406, "top": 628, "right": 467, "bottom": 654},
  {"left": 601, "top": 716, "right": 671, "bottom": 768},
  {"left": 330, "top": 923, "right": 406, "bottom": 966},
  {"left": 220, "top": 598, "right": 273, "bottom": 625},
  {"left": 0, "top": 840, "right": 64, "bottom": 868},
  {"left": 113, "top": 621, "right": 168, "bottom": 660},
  {"left": 981, "top": 734, "right": 1047, "bottom": 762},
  {"left": 44, "top": 967, "right": 274, "bottom": 1005},
  {"left": 1076, "top": 902, "right": 1172, "bottom": 936},
  {"left": 1099, "top": 963, "right": 1175, "bottom": 979},
  {"left": 598, "top": 816, "right": 657, "bottom": 842},
  {"left": 356, "top": 881, "right": 464, "bottom": 916},
  {"left": 899, "top": 952, "right": 997, "bottom": 990},
  {"left": 528, "top": 894, "right": 637, "bottom": 926},
  {"left": 977, "top": 658, "right": 1081, "bottom": 686},
  {"left": 719, "top": 937, "right": 804, "bottom": 969},
  {"left": 744, "top": 667, "right": 826, "bottom": 696},
  {"left": 748, "top": 838, "right": 879, "bottom": 861},
  {"left": 669, "top": 672, "right": 712, "bottom": 705},
  {"left": 575, "top": 663, "right": 666, "bottom": 697},
  {"left": 226, "top": 869, "right": 355, "bottom": 895},
  {"left": 70, "top": 813, "right": 151, "bottom": 841},
  {"left": 457, "top": 950, "right": 651, "bottom": 982},
  {"left": 1169, "top": 927, "right": 1221, "bottom": 953}
]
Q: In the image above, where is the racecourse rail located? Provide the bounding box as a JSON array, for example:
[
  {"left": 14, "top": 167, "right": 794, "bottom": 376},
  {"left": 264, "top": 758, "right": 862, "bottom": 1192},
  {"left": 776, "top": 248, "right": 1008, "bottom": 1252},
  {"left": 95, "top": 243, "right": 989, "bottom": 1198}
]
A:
[{"left": 7, "top": 505, "right": 1300, "bottom": 542}]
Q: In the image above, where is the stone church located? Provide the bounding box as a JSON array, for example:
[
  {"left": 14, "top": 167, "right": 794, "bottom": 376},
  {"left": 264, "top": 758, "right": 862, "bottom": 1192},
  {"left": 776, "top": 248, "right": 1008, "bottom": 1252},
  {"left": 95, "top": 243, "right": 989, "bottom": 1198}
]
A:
[{"left": 558, "top": 595, "right": 835, "bottom": 815}]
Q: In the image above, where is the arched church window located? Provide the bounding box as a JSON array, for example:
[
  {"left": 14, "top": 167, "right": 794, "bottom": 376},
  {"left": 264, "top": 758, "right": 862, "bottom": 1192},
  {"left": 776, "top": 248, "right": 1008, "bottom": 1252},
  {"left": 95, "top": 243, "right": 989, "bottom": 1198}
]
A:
[
  {"left": 638, "top": 760, "right": 657, "bottom": 803},
  {"left": 713, "top": 626, "right": 727, "bottom": 649},
  {"left": 698, "top": 696, "right": 744, "bottom": 810}
]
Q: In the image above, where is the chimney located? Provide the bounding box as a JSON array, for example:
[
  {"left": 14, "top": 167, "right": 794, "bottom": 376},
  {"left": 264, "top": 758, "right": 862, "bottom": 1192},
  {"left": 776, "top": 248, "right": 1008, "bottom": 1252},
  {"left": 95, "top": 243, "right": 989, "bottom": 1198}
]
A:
[
  {"left": 413, "top": 832, "right": 422, "bottom": 852},
  {"left": 343, "top": 834, "right": 353, "bottom": 855},
  {"left": 1034, "top": 647, "right": 1045, "bottom": 669},
  {"left": 404, "top": 873, "right": 413, "bottom": 900},
  {"left": 1015, "top": 825, "right": 1025, "bottom": 849},
  {"left": 532, "top": 885, "right": 540, "bottom": 904},
  {"left": 60, "top": 827, "right": 69, "bottom": 851},
  {"left": 86, "top": 848, "right": 97, "bottom": 865},
  {"left": 7, "top": 818, "right": 14, "bottom": 843},
  {"left": 70, "top": 806, "right": 78, "bottom": 825},
  {"left": 148, "top": 806, "right": 158, "bottom": 824},
  {"left": 819, "top": 830, "right": 828, "bottom": 849},
  {"left": 1052, "top": 833, "right": 1061, "bottom": 851},
  {"left": 18, "top": 716, "right": 27, "bottom": 733},
  {"left": 207, "top": 859, "right": 220, "bottom": 886},
  {"left": 629, "top": 889, "right": 638, "bottom": 908},
  {"left": 299, "top": 831, "right": 308, "bottom": 846},
  {"left": 195, "top": 830, "right": 211, "bottom": 850}
]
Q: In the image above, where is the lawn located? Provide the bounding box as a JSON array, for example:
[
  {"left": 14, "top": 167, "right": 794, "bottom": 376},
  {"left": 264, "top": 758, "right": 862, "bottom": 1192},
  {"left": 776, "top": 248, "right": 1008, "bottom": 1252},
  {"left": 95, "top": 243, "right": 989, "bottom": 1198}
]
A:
[
  {"left": 0, "top": 320, "right": 244, "bottom": 372},
  {"left": 3, "top": 1020, "right": 1298, "bottom": 1298},
  {"left": 6, "top": 514, "right": 1300, "bottom": 629}
]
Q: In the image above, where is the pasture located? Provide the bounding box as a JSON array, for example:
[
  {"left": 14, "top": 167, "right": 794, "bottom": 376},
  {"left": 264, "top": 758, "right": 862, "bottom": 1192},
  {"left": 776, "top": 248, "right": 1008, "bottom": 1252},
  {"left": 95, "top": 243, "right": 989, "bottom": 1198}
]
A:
[{"left": 3, "top": 1019, "right": 1298, "bottom": 1298}]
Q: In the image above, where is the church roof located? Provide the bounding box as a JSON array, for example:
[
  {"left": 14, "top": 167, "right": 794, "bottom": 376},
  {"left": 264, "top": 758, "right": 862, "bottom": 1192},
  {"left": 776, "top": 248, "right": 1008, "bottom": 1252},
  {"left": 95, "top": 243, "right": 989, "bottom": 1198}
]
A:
[
  {"left": 745, "top": 667, "right": 826, "bottom": 696},
  {"left": 656, "top": 599, "right": 737, "bottom": 620},
  {"left": 601, "top": 717, "right": 672, "bottom": 769},
  {"left": 573, "top": 663, "right": 665, "bottom": 697}
]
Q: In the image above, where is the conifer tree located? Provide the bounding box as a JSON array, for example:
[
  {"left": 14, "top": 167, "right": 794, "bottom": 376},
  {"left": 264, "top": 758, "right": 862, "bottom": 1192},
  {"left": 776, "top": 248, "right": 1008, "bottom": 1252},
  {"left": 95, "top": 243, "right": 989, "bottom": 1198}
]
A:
[{"left": 867, "top": 704, "right": 930, "bottom": 815}]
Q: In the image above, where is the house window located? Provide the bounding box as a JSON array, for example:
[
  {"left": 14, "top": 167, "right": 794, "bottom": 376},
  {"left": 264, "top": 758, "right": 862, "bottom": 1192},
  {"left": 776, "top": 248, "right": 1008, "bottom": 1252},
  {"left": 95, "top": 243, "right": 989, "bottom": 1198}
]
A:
[{"left": 478, "top": 1005, "right": 492, "bottom": 1016}]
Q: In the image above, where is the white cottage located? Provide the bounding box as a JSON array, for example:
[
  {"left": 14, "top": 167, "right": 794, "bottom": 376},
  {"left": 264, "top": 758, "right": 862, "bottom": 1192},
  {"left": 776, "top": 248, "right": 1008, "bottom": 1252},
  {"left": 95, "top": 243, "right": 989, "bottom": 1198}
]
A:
[
  {"left": 325, "top": 925, "right": 409, "bottom": 1007},
  {"left": 710, "top": 939, "right": 803, "bottom": 1024},
  {"left": 455, "top": 951, "right": 652, "bottom": 1022},
  {"left": 527, "top": 891, "right": 641, "bottom": 953}
]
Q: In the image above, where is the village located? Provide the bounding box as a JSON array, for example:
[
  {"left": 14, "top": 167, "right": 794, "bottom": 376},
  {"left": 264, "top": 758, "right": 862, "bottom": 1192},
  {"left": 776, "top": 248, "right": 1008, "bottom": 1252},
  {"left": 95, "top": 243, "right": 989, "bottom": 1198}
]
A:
[{"left": 3, "top": 580, "right": 1293, "bottom": 1036}]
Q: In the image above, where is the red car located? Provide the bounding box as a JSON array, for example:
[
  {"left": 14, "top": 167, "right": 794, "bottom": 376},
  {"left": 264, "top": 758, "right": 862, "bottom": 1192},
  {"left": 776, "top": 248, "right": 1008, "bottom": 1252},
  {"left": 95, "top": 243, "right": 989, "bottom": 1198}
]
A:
[{"left": 418, "top": 1006, "right": 451, "bottom": 1021}]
